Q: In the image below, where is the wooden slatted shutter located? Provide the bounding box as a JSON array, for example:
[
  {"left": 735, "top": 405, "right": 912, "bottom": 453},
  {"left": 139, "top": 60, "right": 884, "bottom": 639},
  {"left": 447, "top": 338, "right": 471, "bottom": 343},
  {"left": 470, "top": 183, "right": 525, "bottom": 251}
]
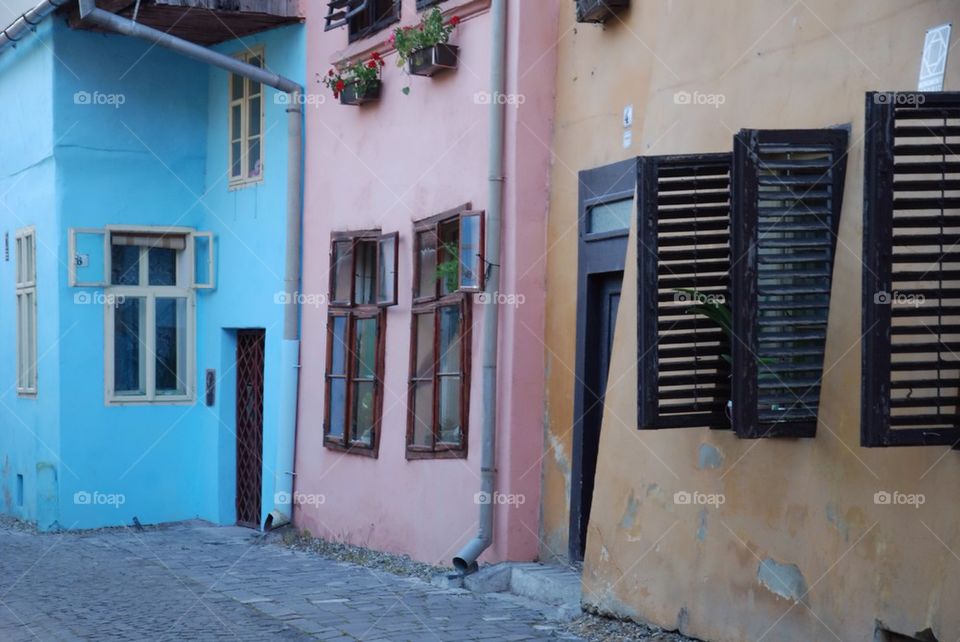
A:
[
  {"left": 731, "top": 128, "right": 849, "bottom": 439},
  {"left": 862, "top": 91, "right": 960, "bottom": 448},
  {"left": 637, "top": 153, "right": 733, "bottom": 429}
]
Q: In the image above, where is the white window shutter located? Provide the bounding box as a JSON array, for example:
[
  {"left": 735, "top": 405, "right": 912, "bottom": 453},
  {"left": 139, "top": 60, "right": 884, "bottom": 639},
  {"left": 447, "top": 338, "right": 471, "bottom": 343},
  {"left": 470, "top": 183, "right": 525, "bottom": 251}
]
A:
[
  {"left": 68, "top": 228, "right": 108, "bottom": 287},
  {"left": 192, "top": 231, "right": 215, "bottom": 289}
]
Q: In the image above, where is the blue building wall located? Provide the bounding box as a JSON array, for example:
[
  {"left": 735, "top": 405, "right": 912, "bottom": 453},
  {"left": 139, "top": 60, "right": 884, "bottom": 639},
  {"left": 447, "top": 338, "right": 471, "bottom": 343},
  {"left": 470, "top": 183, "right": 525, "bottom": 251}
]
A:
[
  {"left": 199, "top": 25, "right": 305, "bottom": 526},
  {"left": 0, "top": 21, "right": 58, "bottom": 529},
  {"left": 0, "top": 15, "right": 303, "bottom": 531}
]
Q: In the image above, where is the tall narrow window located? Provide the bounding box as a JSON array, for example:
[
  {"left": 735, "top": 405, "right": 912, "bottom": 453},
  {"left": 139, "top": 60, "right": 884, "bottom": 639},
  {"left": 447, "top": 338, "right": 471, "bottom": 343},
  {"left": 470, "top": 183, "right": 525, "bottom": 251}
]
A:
[
  {"left": 15, "top": 227, "right": 37, "bottom": 396},
  {"left": 324, "top": 230, "right": 397, "bottom": 455},
  {"left": 229, "top": 48, "right": 264, "bottom": 187},
  {"left": 105, "top": 231, "right": 195, "bottom": 403},
  {"left": 408, "top": 213, "right": 472, "bottom": 458},
  {"left": 862, "top": 91, "right": 960, "bottom": 448}
]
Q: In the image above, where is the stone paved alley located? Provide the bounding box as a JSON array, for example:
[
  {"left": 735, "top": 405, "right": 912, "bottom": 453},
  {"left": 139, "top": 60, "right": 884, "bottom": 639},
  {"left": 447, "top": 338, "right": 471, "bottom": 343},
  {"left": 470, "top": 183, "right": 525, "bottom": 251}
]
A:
[{"left": 0, "top": 520, "right": 583, "bottom": 641}]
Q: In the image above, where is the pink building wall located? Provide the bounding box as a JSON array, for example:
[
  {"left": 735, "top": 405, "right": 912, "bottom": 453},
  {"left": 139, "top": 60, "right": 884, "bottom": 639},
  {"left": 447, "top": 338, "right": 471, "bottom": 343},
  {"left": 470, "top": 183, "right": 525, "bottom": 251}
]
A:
[{"left": 294, "top": 0, "right": 559, "bottom": 565}]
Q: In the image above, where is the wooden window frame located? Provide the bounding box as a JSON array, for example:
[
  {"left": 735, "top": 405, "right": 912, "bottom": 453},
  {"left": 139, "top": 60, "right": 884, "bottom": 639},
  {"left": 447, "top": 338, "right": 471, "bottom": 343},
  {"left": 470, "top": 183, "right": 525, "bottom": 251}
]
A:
[
  {"left": 15, "top": 227, "right": 37, "bottom": 397},
  {"left": 323, "top": 230, "right": 392, "bottom": 456},
  {"left": 103, "top": 227, "right": 196, "bottom": 405},
  {"left": 228, "top": 47, "right": 265, "bottom": 189},
  {"left": 862, "top": 91, "right": 960, "bottom": 448},
  {"left": 407, "top": 212, "right": 472, "bottom": 459}
]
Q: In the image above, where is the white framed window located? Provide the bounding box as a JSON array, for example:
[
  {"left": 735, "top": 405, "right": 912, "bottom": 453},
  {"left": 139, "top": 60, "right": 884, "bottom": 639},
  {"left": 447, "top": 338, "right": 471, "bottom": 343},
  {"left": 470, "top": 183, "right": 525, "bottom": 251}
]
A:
[
  {"left": 229, "top": 47, "right": 265, "bottom": 188},
  {"left": 104, "top": 227, "right": 197, "bottom": 404},
  {"left": 15, "top": 227, "right": 37, "bottom": 396},
  {"left": 67, "top": 226, "right": 214, "bottom": 405}
]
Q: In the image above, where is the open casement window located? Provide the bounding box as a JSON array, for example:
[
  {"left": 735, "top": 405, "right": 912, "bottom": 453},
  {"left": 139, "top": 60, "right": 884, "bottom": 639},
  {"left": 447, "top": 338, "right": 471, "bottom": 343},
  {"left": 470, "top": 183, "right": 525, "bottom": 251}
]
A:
[
  {"left": 408, "top": 213, "right": 472, "bottom": 458},
  {"left": 636, "top": 154, "right": 732, "bottom": 430},
  {"left": 862, "top": 91, "right": 960, "bottom": 448},
  {"left": 229, "top": 48, "right": 264, "bottom": 187},
  {"left": 731, "top": 128, "right": 849, "bottom": 438},
  {"left": 68, "top": 228, "right": 216, "bottom": 290},
  {"left": 15, "top": 227, "right": 37, "bottom": 396},
  {"left": 324, "top": 230, "right": 391, "bottom": 455},
  {"left": 324, "top": 0, "right": 399, "bottom": 41},
  {"left": 328, "top": 232, "right": 398, "bottom": 308},
  {"left": 458, "top": 211, "right": 485, "bottom": 292}
]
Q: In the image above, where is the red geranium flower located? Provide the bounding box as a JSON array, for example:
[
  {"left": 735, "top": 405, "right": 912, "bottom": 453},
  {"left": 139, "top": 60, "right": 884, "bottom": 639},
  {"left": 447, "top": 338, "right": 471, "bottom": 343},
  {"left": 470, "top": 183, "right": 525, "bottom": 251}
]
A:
[
  {"left": 367, "top": 60, "right": 377, "bottom": 69},
  {"left": 328, "top": 68, "right": 335, "bottom": 76},
  {"left": 450, "top": 15, "right": 461, "bottom": 26},
  {"left": 335, "top": 79, "right": 345, "bottom": 93},
  {"left": 371, "top": 51, "right": 382, "bottom": 62}
]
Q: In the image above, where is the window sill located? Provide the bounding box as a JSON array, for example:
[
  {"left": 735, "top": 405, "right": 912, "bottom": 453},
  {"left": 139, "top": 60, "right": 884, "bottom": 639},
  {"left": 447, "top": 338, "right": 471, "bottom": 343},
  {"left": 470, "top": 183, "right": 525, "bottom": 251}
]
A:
[
  {"left": 330, "top": 0, "right": 490, "bottom": 67},
  {"left": 406, "top": 447, "right": 467, "bottom": 460},
  {"left": 229, "top": 176, "right": 264, "bottom": 191},
  {"left": 324, "top": 438, "right": 379, "bottom": 458},
  {"left": 106, "top": 398, "right": 196, "bottom": 407}
]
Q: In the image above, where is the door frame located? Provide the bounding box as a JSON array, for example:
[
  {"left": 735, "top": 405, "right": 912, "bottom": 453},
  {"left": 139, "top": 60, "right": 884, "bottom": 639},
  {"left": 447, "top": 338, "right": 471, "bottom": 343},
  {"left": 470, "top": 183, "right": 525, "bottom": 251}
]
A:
[{"left": 569, "top": 158, "right": 634, "bottom": 561}]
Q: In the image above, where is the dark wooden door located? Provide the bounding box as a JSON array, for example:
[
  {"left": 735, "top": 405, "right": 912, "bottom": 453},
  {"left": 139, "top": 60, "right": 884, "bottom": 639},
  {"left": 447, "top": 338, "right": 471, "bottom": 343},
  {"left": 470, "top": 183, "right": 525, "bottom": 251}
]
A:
[
  {"left": 575, "top": 271, "right": 622, "bottom": 559},
  {"left": 235, "top": 329, "right": 265, "bottom": 528}
]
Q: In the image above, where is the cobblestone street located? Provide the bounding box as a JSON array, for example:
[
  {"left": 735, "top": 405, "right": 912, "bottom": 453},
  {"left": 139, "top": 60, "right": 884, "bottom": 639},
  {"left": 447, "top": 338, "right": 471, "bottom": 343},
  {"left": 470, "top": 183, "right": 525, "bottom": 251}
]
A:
[{"left": 0, "top": 521, "right": 582, "bottom": 641}]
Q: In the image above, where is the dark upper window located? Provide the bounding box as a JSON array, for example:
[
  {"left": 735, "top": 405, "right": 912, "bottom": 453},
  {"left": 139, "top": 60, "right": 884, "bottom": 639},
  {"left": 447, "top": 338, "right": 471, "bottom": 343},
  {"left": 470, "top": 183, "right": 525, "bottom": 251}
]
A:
[
  {"left": 324, "top": 230, "right": 398, "bottom": 456},
  {"left": 323, "top": 0, "right": 399, "bottom": 41},
  {"left": 862, "top": 91, "right": 960, "bottom": 448}
]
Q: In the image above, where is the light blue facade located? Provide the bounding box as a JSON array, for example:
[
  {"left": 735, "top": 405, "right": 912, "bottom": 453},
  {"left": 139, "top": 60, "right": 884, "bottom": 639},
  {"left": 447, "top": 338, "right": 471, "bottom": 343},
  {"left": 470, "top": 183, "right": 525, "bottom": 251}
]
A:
[{"left": 0, "top": 15, "right": 304, "bottom": 531}]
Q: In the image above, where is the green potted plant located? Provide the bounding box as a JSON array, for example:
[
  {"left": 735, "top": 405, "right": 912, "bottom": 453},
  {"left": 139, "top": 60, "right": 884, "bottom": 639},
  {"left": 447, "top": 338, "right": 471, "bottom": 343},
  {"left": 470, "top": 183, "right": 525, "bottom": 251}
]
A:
[
  {"left": 389, "top": 9, "right": 461, "bottom": 92},
  {"left": 322, "top": 53, "right": 385, "bottom": 106}
]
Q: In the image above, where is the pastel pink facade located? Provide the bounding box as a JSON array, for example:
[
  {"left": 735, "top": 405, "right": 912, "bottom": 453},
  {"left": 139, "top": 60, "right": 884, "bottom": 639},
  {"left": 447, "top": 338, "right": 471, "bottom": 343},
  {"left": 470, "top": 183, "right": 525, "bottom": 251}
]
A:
[{"left": 294, "top": 0, "right": 559, "bottom": 565}]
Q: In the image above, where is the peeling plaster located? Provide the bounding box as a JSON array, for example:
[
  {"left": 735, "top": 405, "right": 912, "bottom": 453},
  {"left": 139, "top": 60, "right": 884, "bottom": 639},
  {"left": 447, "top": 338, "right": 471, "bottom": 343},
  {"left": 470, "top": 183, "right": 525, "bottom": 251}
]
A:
[
  {"left": 696, "top": 508, "right": 708, "bottom": 542},
  {"left": 826, "top": 502, "right": 849, "bottom": 542},
  {"left": 758, "top": 559, "right": 808, "bottom": 603},
  {"left": 697, "top": 442, "right": 724, "bottom": 470},
  {"left": 547, "top": 430, "right": 571, "bottom": 499},
  {"left": 620, "top": 491, "right": 639, "bottom": 529}
]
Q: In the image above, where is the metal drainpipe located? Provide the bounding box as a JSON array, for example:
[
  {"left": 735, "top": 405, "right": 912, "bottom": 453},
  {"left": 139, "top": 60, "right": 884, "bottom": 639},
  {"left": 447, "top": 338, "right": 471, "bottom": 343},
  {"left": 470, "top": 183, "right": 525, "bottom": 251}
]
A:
[
  {"left": 76, "top": 0, "right": 305, "bottom": 529},
  {"left": 0, "top": 0, "right": 70, "bottom": 56},
  {"left": 453, "top": 0, "right": 507, "bottom": 575}
]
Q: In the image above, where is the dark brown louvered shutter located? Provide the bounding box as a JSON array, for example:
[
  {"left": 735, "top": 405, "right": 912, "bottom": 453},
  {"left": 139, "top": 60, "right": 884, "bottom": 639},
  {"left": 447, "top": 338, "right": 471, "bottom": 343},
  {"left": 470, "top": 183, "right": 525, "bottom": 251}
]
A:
[
  {"left": 325, "top": 0, "right": 366, "bottom": 31},
  {"left": 863, "top": 91, "right": 960, "bottom": 448},
  {"left": 731, "top": 129, "right": 849, "bottom": 439},
  {"left": 637, "top": 154, "right": 732, "bottom": 430}
]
